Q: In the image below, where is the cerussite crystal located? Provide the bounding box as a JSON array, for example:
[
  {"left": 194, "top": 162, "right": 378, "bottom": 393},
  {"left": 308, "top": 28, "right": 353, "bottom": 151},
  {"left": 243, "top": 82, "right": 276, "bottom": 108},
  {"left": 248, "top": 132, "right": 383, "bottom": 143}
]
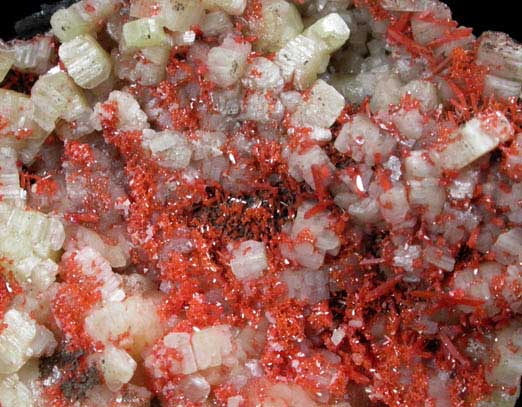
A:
[{"left": 2, "top": 1, "right": 522, "bottom": 406}]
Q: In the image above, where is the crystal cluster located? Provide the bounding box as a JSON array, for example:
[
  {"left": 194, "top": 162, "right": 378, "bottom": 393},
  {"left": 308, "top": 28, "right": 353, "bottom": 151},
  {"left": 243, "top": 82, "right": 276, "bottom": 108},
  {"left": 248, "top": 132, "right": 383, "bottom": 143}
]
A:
[{"left": 1, "top": 0, "right": 522, "bottom": 406}]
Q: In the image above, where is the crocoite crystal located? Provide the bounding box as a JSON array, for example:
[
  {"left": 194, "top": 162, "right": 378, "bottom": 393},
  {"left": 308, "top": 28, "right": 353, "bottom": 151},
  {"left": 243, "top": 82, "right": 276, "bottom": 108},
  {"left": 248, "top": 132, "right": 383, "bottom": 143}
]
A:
[{"left": 1, "top": 0, "right": 522, "bottom": 406}]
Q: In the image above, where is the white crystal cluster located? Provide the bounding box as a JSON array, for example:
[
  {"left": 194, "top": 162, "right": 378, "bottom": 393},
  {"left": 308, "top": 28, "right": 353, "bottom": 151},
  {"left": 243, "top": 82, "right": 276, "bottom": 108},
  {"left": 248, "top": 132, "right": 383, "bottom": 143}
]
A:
[{"left": 1, "top": 0, "right": 522, "bottom": 406}]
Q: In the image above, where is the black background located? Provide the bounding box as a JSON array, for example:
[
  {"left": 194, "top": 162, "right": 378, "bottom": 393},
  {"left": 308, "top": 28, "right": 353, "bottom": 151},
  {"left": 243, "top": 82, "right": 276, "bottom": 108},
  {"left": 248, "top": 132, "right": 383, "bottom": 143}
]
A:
[
  {"left": 0, "top": 0, "right": 521, "bottom": 406},
  {"left": 0, "top": 0, "right": 521, "bottom": 41}
]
